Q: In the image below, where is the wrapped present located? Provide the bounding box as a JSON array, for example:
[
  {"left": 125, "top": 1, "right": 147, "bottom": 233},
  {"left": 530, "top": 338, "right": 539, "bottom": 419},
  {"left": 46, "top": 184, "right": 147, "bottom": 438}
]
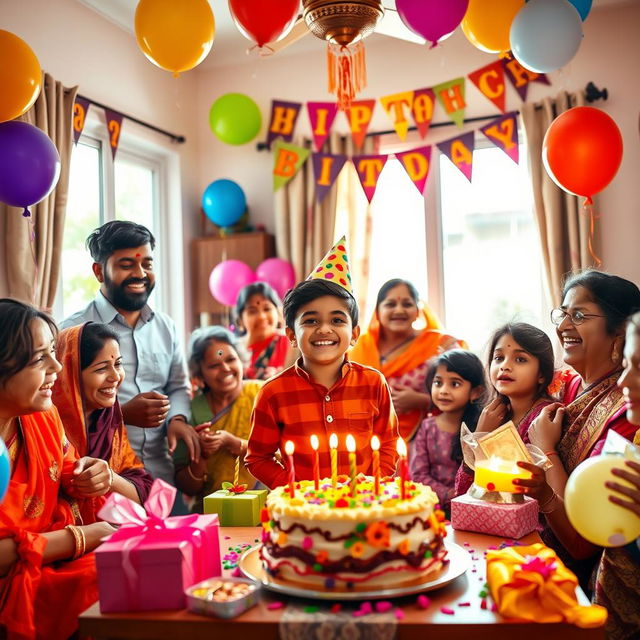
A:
[
  {"left": 204, "top": 488, "right": 268, "bottom": 526},
  {"left": 450, "top": 493, "right": 538, "bottom": 539},
  {"left": 95, "top": 479, "right": 221, "bottom": 613},
  {"left": 486, "top": 543, "right": 607, "bottom": 628}
]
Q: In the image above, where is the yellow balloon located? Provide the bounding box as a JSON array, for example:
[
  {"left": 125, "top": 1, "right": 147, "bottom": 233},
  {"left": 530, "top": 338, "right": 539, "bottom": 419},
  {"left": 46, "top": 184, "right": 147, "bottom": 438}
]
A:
[
  {"left": 135, "top": 0, "right": 215, "bottom": 76},
  {"left": 461, "top": 0, "right": 525, "bottom": 54},
  {"left": 565, "top": 456, "right": 640, "bottom": 547},
  {"left": 0, "top": 30, "right": 41, "bottom": 123}
]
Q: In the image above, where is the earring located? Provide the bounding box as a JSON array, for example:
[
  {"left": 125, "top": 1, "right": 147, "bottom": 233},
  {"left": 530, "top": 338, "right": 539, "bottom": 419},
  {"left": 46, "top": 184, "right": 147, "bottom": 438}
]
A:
[
  {"left": 612, "top": 344, "right": 621, "bottom": 364},
  {"left": 290, "top": 341, "right": 297, "bottom": 348}
]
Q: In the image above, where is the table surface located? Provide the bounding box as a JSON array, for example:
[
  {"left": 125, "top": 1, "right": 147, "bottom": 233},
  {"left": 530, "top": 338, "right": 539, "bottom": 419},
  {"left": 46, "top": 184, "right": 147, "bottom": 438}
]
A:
[{"left": 79, "top": 526, "right": 605, "bottom": 640}]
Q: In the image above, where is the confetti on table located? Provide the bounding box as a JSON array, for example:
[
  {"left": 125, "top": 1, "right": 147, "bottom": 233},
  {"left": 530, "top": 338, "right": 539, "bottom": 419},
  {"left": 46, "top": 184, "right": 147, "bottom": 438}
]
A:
[
  {"left": 304, "top": 605, "right": 320, "bottom": 613},
  {"left": 458, "top": 602, "right": 471, "bottom": 607},
  {"left": 440, "top": 607, "right": 455, "bottom": 615},
  {"left": 416, "top": 595, "right": 431, "bottom": 609},
  {"left": 375, "top": 601, "right": 393, "bottom": 613},
  {"left": 491, "top": 602, "right": 498, "bottom": 612},
  {"left": 463, "top": 542, "right": 470, "bottom": 546},
  {"left": 267, "top": 601, "right": 285, "bottom": 610},
  {"left": 224, "top": 536, "right": 231, "bottom": 540},
  {"left": 360, "top": 601, "right": 373, "bottom": 615},
  {"left": 394, "top": 608, "right": 405, "bottom": 620},
  {"left": 480, "top": 599, "right": 487, "bottom": 610},
  {"left": 330, "top": 603, "right": 342, "bottom": 614}
]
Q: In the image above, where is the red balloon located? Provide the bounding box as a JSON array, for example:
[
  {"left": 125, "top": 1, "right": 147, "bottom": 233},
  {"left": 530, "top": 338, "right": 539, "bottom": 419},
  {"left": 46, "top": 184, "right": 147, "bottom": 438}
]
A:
[
  {"left": 542, "top": 107, "right": 623, "bottom": 199},
  {"left": 229, "top": 0, "right": 300, "bottom": 48}
]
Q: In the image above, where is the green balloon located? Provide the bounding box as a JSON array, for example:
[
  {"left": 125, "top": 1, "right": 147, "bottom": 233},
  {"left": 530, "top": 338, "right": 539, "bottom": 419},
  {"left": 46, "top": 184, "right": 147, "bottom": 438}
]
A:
[{"left": 209, "top": 93, "right": 261, "bottom": 145}]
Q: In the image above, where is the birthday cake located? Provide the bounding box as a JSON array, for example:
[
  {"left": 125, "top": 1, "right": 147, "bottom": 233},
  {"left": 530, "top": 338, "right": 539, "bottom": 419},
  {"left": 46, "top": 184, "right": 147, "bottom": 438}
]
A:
[{"left": 259, "top": 477, "right": 448, "bottom": 590}]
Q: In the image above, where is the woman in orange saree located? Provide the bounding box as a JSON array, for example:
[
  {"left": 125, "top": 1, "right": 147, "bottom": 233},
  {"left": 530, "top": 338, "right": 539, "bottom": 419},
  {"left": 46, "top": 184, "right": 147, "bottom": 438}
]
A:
[
  {"left": 0, "top": 299, "right": 116, "bottom": 640},
  {"left": 349, "top": 279, "right": 465, "bottom": 441},
  {"left": 53, "top": 323, "right": 153, "bottom": 504}
]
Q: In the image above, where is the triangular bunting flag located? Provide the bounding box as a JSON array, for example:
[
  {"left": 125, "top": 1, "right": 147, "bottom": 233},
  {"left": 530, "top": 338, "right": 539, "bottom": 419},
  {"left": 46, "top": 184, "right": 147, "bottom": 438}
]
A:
[
  {"left": 104, "top": 108, "right": 123, "bottom": 161},
  {"left": 468, "top": 61, "right": 507, "bottom": 113},
  {"left": 273, "top": 140, "right": 311, "bottom": 191},
  {"left": 379, "top": 91, "right": 414, "bottom": 141},
  {"left": 73, "top": 97, "right": 91, "bottom": 145},
  {"left": 267, "top": 100, "right": 302, "bottom": 149},
  {"left": 353, "top": 154, "right": 388, "bottom": 203},
  {"left": 306, "top": 235, "right": 353, "bottom": 294},
  {"left": 437, "top": 132, "right": 475, "bottom": 182},
  {"left": 480, "top": 112, "right": 519, "bottom": 165},
  {"left": 411, "top": 88, "right": 436, "bottom": 139},
  {"left": 433, "top": 77, "right": 466, "bottom": 128},
  {"left": 396, "top": 146, "right": 432, "bottom": 195},
  {"left": 312, "top": 153, "right": 348, "bottom": 204},
  {"left": 307, "top": 102, "right": 338, "bottom": 151},
  {"left": 347, "top": 100, "right": 376, "bottom": 150},
  {"left": 502, "top": 56, "right": 550, "bottom": 101}
]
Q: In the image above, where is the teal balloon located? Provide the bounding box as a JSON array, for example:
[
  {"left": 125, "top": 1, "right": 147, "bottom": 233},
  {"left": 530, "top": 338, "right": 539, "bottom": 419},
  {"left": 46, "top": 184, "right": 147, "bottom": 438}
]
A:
[
  {"left": 567, "top": 0, "right": 592, "bottom": 20},
  {"left": 209, "top": 93, "right": 261, "bottom": 145},
  {"left": 202, "top": 179, "right": 246, "bottom": 227}
]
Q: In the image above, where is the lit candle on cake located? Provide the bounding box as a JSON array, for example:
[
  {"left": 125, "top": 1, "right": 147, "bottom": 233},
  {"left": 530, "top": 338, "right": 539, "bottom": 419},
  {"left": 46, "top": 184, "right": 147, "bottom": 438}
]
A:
[
  {"left": 329, "top": 432, "right": 338, "bottom": 490},
  {"left": 310, "top": 434, "right": 320, "bottom": 491},
  {"left": 284, "top": 440, "right": 296, "bottom": 498},
  {"left": 346, "top": 434, "right": 357, "bottom": 498},
  {"left": 396, "top": 438, "right": 408, "bottom": 500},
  {"left": 474, "top": 456, "right": 532, "bottom": 493},
  {"left": 371, "top": 435, "right": 381, "bottom": 496}
]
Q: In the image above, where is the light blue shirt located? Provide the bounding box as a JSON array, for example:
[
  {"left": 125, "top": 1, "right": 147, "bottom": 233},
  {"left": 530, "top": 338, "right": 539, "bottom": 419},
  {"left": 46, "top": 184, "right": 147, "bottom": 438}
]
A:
[{"left": 61, "top": 292, "right": 190, "bottom": 483}]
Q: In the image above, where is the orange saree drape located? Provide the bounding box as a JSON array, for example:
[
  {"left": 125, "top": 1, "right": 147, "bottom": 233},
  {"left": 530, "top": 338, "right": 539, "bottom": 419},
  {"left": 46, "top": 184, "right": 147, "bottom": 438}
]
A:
[
  {"left": 53, "top": 324, "right": 152, "bottom": 503},
  {"left": 350, "top": 307, "right": 465, "bottom": 440},
  {"left": 0, "top": 409, "right": 100, "bottom": 640}
]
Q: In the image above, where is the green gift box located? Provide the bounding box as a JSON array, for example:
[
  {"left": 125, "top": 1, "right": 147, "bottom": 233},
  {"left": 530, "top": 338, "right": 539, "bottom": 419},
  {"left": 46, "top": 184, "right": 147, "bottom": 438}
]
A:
[{"left": 203, "top": 489, "right": 268, "bottom": 526}]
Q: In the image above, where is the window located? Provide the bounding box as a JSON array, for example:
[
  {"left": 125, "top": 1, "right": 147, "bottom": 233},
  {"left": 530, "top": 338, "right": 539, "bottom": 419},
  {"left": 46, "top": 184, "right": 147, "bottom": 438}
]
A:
[
  {"left": 437, "top": 141, "right": 545, "bottom": 351},
  {"left": 337, "top": 131, "right": 546, "bottom": 353},
  {"left": 56, "top": 109, "right": 183, "bottom": 333}
]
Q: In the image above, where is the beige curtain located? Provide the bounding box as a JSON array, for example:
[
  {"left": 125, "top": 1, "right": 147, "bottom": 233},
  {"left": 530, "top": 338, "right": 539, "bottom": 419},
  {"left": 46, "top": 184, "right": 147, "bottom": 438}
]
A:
[
  {"left": 273, "top": 132, "right": 376, "bottom": 316},
  {"left": 1, "top": 73, "right": 77, "bottom": 311},
  {"left": 520, "top": 90, "right": 592, "bottom": 306}
]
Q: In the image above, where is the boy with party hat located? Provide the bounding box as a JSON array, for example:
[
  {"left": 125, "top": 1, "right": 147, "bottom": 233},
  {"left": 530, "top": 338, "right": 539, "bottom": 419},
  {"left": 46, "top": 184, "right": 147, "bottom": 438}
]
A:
[{"left": 245, "top": 237, "right": 399, "bottom": 489}]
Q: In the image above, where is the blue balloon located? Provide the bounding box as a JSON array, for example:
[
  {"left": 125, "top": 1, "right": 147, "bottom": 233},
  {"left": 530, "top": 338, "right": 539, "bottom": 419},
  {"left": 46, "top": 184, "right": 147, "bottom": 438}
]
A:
[
  {"left": 567, "top": 0, "right": 592, "bottom": 21},
  {"left": 202, "top": 179, "right": 246, "bottom": 227},
  {"left": 0, "top": 438, "right": 9, "bottom": 504}
]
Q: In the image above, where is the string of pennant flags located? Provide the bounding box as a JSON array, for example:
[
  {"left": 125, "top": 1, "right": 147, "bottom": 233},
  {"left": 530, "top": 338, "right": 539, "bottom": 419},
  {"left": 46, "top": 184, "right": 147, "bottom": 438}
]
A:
[{"left": 270, "top": 55, "right": 550, "bottom": 202}]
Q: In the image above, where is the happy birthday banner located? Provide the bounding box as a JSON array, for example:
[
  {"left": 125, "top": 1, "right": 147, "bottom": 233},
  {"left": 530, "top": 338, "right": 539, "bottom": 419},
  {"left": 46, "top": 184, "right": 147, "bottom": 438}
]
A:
[
  {"left": 72, "top": 99, "right": 125, "bottom": 160},
  {"left": 269, "top": 56, "right": 546, "bottom": 202}
]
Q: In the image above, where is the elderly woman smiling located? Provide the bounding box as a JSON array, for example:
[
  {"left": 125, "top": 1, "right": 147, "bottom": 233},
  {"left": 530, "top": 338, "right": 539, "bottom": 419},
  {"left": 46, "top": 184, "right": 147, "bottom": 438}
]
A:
[{"left": 174, "top": 327, "right": 262, "bottom": 512}]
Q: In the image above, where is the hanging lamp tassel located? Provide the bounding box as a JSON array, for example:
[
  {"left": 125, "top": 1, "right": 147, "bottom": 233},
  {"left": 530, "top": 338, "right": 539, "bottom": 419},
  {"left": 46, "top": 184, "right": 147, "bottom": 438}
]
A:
[
  {"left": 582, "top": 197, "right": 602, "bottom": 268},
  {"left": 327, "top": 41, "right": 367, "bottom": 111}
]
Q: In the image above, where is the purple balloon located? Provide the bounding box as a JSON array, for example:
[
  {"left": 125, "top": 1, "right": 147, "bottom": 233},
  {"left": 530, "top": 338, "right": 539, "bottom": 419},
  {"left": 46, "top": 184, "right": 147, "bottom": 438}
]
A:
[
  {"left": 0, "top": 121, "right": 61, "bottom": 216},
  {"left": 255, "top": 258, "right": 296, "bottom": 300},
  {"left": 209, "top": 260, "right": 256, "bottom": 307},
  {"left": 396, "top": 0, "right": 469, "bottom": 46}
]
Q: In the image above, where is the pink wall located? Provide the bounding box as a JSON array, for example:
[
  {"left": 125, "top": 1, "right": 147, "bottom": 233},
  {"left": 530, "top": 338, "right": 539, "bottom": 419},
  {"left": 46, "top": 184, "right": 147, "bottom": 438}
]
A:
[{"left": 195, "top": 2, "right": 640, "bottom": 286}]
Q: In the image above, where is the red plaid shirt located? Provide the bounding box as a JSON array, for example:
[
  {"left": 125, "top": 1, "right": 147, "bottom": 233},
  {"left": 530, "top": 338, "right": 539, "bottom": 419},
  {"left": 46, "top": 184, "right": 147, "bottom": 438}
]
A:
[{"left": 245, "top": 359, "right": 399, "bottom": 489}]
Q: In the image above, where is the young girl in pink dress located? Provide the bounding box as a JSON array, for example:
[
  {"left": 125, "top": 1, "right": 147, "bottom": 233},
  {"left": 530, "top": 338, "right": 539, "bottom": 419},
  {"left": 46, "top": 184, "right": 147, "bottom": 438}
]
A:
[{"left": 410, "top": 349, "right": 486, "bottom": 515}]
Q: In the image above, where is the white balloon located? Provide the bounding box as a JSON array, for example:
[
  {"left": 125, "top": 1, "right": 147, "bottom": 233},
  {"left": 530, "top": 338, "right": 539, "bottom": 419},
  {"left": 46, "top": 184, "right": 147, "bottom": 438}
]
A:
[{"left": 510, "top": 0, "right": 583, "bottom": 73}]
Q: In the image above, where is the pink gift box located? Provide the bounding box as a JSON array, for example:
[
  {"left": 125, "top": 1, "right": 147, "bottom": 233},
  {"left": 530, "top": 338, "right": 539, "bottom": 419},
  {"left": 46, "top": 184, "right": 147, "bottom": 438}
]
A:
[
  {"left": 95, "top": 480, "right": 222, "bottom": 613},
  {"left": 450, "top": 494, "right": 539, "bottom": 539}
]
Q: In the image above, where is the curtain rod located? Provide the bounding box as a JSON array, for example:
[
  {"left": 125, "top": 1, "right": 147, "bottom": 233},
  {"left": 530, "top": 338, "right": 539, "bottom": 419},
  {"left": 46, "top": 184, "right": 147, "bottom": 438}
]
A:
[
  {"left": 78, "top": 94, "right": 186, "bottom": 144},
  {"left": 255, "top": 81, "right": 607, "bottom": 151}
]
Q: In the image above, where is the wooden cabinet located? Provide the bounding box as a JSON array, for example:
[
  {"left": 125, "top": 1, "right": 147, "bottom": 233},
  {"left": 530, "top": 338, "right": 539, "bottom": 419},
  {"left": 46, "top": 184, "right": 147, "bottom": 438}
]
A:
[{"left": 191, "top": 232, "right": 275, "bottom": 326}]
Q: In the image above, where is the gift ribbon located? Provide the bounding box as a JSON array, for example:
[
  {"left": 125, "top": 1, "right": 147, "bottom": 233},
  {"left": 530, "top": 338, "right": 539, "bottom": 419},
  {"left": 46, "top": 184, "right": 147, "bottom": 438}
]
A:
[{"left": 98, "top": 479, "right": 210, "bottom": 610}]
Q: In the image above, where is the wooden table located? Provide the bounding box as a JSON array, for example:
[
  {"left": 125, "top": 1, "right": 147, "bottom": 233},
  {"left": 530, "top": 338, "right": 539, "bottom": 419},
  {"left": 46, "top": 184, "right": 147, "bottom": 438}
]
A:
[{"left": 79, "top": 526, "right": 605, "bottom": 640}]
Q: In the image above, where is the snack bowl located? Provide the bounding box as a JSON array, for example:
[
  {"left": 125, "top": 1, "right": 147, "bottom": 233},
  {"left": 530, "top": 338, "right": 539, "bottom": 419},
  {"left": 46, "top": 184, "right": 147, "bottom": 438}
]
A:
[{"left": 185, "top": 577, "right": 261, "bottom": 619}]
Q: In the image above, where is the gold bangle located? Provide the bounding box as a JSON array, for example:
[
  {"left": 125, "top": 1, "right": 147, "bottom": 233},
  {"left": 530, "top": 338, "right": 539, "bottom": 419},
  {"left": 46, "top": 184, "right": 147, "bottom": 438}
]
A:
[
  {"left": 538, "top": 491, "right": 559, "bottom": 514},
  {"left": 187, "top": 465, "right": 206, "bottom": 482},
  {"left": 65, "top": 524, "right": 83, "bottom": 560},
  {"left": 77, "top": 526, "right": 86, "bottom": 557},
  {"left": 107, "top": 466, "right": 114, "bottom": 489}
]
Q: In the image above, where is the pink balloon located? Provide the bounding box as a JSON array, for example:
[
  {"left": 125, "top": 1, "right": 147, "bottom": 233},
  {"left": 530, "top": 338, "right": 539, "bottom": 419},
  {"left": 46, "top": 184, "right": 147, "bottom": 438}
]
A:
[
  {"left": 396, "top": 0, "right": 469, "bottom": 46},
  {"left": 255, "top": 258, "right": 296, "bottom": 300},
  {"left": 208, "top": 260, "right": 256, "bottom": 307}
]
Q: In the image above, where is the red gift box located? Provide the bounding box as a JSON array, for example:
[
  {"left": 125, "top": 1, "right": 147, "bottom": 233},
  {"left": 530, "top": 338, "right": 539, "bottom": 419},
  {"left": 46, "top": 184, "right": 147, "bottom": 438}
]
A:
[{"left": 450, "top": 494, "right": 538, "bottom": 539}]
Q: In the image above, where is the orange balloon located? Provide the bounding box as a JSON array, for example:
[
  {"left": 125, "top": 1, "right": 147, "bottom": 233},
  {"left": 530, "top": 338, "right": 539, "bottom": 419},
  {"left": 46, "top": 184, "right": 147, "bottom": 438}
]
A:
[
  {"left": 0, "top": 30, "right": 41, "bottom": 123},
  {"left": 543, "top": 107, "right": 623, "bottom": 199},
  {"left": 135, "top": 0, "right": 215, "bottom": 76},
  {"left": 461, "top": 0, "right": 525, "bottom": 54}
]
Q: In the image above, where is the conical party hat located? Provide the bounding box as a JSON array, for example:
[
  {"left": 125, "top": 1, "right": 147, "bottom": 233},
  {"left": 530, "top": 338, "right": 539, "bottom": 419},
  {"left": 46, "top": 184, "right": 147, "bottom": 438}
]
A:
[{"left": 306, "top": 236, "right": 353, "bottom": 294}]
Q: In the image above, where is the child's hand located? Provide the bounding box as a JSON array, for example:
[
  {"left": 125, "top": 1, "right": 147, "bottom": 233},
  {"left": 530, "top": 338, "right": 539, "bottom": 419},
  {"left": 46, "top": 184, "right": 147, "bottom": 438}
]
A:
[
  {"left": 72, "top": 457, "right": 112, "bottom": 497},
  {"left": 606, "top": 460, "right": 640, "bottom": 517},
  {"left": 528, "top": 403, "right": 564, "bottom": 451},
  {"left": 390, "top": 384, "right": 429, "bottom": 414},
  {"left": 476, "top": 397, "right": 508, "bottom": 432},
  {"left": 513, "top": 460, "right": 551, "bottom": 501}
]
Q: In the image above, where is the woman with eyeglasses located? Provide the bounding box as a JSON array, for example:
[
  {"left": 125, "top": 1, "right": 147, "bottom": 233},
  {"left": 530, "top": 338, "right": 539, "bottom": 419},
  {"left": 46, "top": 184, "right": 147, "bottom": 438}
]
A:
[{"left": 513, "top": 270, "right": 640, "bottom": 594}]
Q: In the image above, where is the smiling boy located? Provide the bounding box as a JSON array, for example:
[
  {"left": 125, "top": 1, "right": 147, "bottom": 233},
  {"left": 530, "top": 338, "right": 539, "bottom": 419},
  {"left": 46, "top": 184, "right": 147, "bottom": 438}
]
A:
[{"left": 245, "top": 240, "right": 398, "bottom": 489}]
